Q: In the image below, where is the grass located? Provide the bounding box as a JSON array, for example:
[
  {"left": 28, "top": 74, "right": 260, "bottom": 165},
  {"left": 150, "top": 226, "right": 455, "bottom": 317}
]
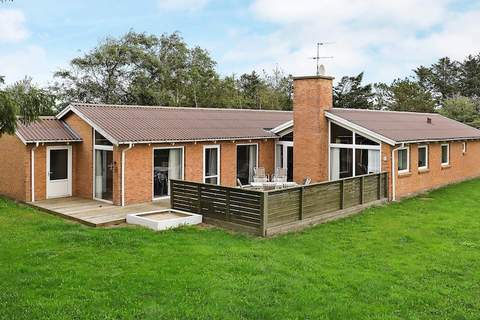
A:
[{"left": 1, "top": 180, "right": 480, "bottom": 320}]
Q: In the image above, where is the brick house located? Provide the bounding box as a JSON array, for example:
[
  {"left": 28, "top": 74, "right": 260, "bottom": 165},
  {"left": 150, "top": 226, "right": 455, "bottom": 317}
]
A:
[{"left": 2, "top": 75, "right": 480, "bottom": 206}]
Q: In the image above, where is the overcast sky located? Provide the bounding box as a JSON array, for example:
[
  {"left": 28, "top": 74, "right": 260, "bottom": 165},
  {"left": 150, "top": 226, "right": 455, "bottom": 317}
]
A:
[{"left": 1, "top": 0, "right": 479, "bottom": 86}]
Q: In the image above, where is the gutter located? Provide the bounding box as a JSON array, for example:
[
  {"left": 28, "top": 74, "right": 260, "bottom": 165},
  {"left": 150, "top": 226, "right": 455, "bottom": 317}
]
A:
[
  {"left": 121, "top": 143, "right": 134, "bottom": 207},
  {"left": 391, "top": 143, "right": 404, "bottom": 201},
  {"left": 30, "top": 142, "right": 39, "bottom": 202}
]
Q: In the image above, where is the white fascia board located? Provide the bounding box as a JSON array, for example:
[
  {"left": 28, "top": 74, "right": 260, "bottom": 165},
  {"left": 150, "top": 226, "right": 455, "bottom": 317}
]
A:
[
  {"left": 58, "top": 105, "right": 119, "bottom": 146},
  {"left": 15, "top": 131, "right": 27, "bottom": 145},
  {"left": 325, "top": 112, "right": 397, "bottom": 146},
  {"left": 270, "top": 120, "right": 293, "bottom": 134}
]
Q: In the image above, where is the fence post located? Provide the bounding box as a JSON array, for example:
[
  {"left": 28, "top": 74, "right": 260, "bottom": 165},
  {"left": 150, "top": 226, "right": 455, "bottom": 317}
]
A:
[
  {"left": 340, "top": 179, "right": 345, "bottom": 209},
  {"left": 299, "top": 186, "right": 304, "bottom": 220},
  {"left": 377, "top": 173, "right": 382, "bottom": 200},
  {"left": 197, "top": 184, "right": 202, "bottom": 214},
  {"left": 261, "top": 192, "right": 269, "bottom": 237},
  {"left": 360, "top": 176, "right": 365, "bottom": 204},
  {"left": 225, "top": 188, "right": 231, "bottom": 220},
  {"left": 170, "top": 180, "right": 175, "bottom": 209}
]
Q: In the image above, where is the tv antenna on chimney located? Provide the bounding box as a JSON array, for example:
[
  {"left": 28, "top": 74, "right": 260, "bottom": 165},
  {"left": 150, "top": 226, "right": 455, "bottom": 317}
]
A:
[{"left": 310, "top": 42, "right": 334, "bottom": 76}]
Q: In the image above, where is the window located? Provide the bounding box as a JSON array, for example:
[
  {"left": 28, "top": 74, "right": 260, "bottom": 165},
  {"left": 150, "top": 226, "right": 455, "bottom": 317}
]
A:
[
  {"left": 463, "top": 142, "right": 467, "bottom": 153},
  {"left": 355, "top": 133, "right": 380, "bottom": 146},
  {"left": 398, "top": 147, "right": 409, "bottom": 173},
  {"left": 49, "top": 149, "right": 68, "bottom": 180},
  {"left": 441, "top": 144, "right": 449, "bottom": 165},
  {"left": 330, "top": 148, "right": 353, "bottom": 180},
  {"left": 94, "top": 131, "right": 112, "bottom": 146},
  {"left": 204, "top": 145, "right": 220, "bottom": 184},
  {"left": 418, "top": 145, "right": 428, "bottom": 170},
  {"left": 236, "top": 144, "right": 258, "bottom": 184},
  {"left": 355, "top": 149, "right": 380, "bottom": 176},
  {"left": 153, "top": 148, "right": 183, "bottom": 198},
  {"left": 330, "top": 122, "right": 353, "bottom": 144}
]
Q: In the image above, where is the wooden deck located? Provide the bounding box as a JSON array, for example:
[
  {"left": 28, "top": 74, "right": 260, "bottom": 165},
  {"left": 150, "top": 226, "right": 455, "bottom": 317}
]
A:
[{"left": 29, "top": 197, "right": 170, "bottom": 227}]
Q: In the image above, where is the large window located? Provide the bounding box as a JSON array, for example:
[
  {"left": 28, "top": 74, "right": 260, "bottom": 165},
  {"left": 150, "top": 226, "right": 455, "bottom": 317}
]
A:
[
  {"left": 204, "top": 145, "right": 220, "bottom": 184},
  {"left": 329, "top": 122, "right": 381, "bottom": 180},
  {"left": 153, "top": 148, "right": 183, "bottom": 198},
  {"left": 236, "top": 144, "right": 258, "bottom": 184},
  {"left": 418, "top": 145, "right": 428, "bottom": 170},
  {"left": 398, "top": 147, "right": 409, "bottom": 173},
  {"left": 94, "top": 131, "right": 113, "bottom": 202},
  {"left": 441, "top": 144, "right": 449, "bottom": 165}
]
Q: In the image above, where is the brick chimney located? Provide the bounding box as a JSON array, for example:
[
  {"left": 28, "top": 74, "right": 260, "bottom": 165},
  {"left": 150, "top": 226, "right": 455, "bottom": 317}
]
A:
[{"left": 292, "top": 75, "right": 334, "bottom": 183}]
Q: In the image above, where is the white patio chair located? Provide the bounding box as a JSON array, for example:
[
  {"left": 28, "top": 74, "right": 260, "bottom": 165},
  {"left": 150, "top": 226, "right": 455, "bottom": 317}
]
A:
[
  {"left": 253, "top": 167, "right": 268, "bottom": 183},
  {"left": 272, "top": 167, "right": 287, "bottom": 182}
]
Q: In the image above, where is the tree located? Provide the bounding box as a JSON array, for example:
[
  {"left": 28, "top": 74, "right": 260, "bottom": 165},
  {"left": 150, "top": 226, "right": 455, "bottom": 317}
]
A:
[
  {"left": 414, "top": 57, "right": 461, "bottom": 103},
  {"left": 459, "top": 53, "right": 480, "bottom": 99},
  {"left": 238, "top": 71, "right": 264, "bottom": 109},
  {"left": 333, "top": 72, "right": 375, "bottom": 109},
  {"left": 439, "top": 95, "right": 480, "bottom": 127},
  {"left": 0, "top": 77, "right": 55, "bottom": 136},
  {"left": 384, "top": 78, "right": 436, "bottom": 113}
]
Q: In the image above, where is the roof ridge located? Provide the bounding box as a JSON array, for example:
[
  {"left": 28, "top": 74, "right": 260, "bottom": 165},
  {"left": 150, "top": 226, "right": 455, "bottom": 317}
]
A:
[
  {"left": 330, "top": 108, "right": 438, "bottom": 116},
  {"left": 71, "top": 102, "right": 292, "bottom": 113}
]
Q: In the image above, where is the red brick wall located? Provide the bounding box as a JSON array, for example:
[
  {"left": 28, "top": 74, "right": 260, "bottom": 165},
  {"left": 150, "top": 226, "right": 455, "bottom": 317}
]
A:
[
  {"left": 0, "top": 134, "right": 29, "bottom": 201},
  {"left": 392, "top": 141, "right": 480, "bottom": 199},
  {"left": 292, "top": 76, "right": 333, "bottom": 183},
  {"left": 64, "top": 113, "right": 93, "bottom": 199},
  {"left": 121, "top": 139, "right": 275, "bottom": 205}
]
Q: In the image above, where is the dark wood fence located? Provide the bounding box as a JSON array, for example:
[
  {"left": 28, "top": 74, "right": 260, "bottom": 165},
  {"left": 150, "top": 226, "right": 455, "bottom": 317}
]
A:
[
  {"left": 170, "top": 172, "right": 388, "bottom": 236},
  {"left": 170, "top": 179, "right": 266, "bottom": 235}
]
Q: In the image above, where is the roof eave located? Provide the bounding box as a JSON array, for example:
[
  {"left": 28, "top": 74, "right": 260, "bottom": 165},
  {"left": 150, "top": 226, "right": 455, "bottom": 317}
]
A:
[{"left": 325, "top": 112, "right": 397, "bottom": 146}]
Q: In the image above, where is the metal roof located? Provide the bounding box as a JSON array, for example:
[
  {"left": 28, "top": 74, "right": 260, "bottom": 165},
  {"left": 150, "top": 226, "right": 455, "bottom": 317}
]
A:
[
  {"left": 16, "top": 117, "right": 82, "bottom": 144},
  {"left": 327, "top": 108, "right": 480, "bottom": 144},
  {"left": 59, "top": 103, "right": 293, "bottom": 144}
]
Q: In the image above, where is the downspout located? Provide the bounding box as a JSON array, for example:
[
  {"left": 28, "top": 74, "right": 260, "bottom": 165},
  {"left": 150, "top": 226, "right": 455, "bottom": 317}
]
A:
[
  {"left": 30, "top": 142, "right": 39, "bottom": 202},
  {"left": 391, "top": 143, "right": 404, "bottom": 201},
  {"left": 121, "top": 143, "right": 134, "bottom": 207}
]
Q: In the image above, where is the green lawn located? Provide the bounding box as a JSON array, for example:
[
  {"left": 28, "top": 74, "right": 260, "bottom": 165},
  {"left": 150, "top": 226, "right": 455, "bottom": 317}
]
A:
[{"left": 1, "top": 180, "right": 480, "bottom": 320}]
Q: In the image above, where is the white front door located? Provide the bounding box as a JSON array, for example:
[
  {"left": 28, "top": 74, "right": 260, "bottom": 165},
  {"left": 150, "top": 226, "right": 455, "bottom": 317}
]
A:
[{"left": 46, "top": 146, "right": 72, "bottom": 199}]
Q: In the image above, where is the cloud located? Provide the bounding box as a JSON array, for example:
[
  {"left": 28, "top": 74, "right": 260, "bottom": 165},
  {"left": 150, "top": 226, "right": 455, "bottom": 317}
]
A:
[
  {"left": 0, "top": 45, "right": 54, "bottom": 85},
  {"left": 0, "top": 9, "right": 29, "bottom": 42},
  {"left": 157, "top": 0, "right": 210, "bottom": 11},
  {"left": 220, "top": 0, "right": 480, "bottom": 83}
]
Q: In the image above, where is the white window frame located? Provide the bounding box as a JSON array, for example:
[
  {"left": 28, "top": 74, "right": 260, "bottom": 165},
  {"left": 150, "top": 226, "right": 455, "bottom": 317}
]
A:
[
  {"left": 236, "top": 143, "right": 259, "bottom": 184},
  {"left": 441, "top": 143, "right": 450, "bottom": 166},
  {"left": 152, "top": 146, "right": 185, "bottom": 200},
  {"left": 93, "top": 129, "right": 114, "bottom": 204},
  {"left": 397, "top": 146, "right": 410, "bottom": 174},
  {"left": 203, "top": 145, "right": 221, "bottom": 184},
  {"left": 417, "top": 145, "right": 428, "bottom": 170},
  {"left": 462, "top": 141, "right": 467, "bottom": 154},
  {"left": 328, "top": 120, "right": 381, "bottom": 180}
]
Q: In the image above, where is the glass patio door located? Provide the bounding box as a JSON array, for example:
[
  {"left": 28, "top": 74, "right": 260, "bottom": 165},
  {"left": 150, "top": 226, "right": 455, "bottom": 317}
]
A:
[
  {"left": 275, "top": 142, "right": 294, "bottom": 182},
  {"left": 94, "top": 149, "right": 113, "bottom": 202},
  {"left": 153, "top": 148, "right": 184, "bottom": 198}
]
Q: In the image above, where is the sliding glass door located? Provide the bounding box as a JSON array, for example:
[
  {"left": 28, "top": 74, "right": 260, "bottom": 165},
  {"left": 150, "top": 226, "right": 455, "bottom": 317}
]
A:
[
  {"left": 94, "top": 149, "right": 113, "bottom": 201},
  {"left": 275, "top": 141, "right": 294, "bottom": 182},
  {"left": 236, "top": 144, "right": 258, "bottom": 184},
  {"left": 153, "top": 148, "right": 184, "bottom": 198},
  {"left": 94, "top": 131, "right": 114, "bottom": 202}
]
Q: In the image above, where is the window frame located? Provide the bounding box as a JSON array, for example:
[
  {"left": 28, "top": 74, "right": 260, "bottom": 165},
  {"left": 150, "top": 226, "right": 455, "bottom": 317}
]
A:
[
  {"left": 236, "top": 143, "right": 259, "bottom": 184},
  {"left": 152, "top": 146, "right": 185, "bottom": 200},
  {"left": 203, "top": 145, "right": 221, "bottom": 185},
  {"left": 397, "top": 146, "right": 410, "bottom": 174},
  {"left": 441, "top": 143, "right": 450, "bottom": 166},
  {"left": 417, "top": 145, "right": 428, "bottom": 171},
  {"left": 462, "top": 141, "right": 467, "bottom": 154}
]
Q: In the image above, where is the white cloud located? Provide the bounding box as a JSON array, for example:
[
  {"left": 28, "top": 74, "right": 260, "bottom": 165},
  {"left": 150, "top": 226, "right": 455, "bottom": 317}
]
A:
[
  {"left": 220, "top": 0, "right": 480, "bottom": 83},
  {"left": 157, "top": 0, "right": 210, "bottom": 11},
  {"left": 0, "top": 9, "right": 29, "bottom": 42},
  {"left": 0, "top": 45, "right": 55, "bottom": 85}
]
